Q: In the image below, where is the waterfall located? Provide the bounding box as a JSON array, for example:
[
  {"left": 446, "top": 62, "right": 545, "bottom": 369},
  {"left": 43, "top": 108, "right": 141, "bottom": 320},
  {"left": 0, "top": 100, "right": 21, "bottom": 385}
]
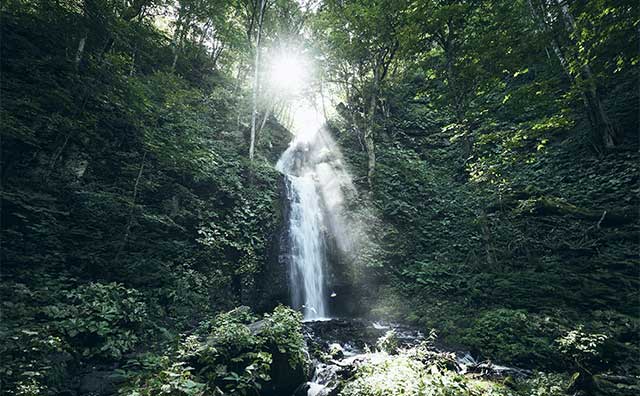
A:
[
  {"left": 276, "top": 128, "right": 363, "bottom": 320},
  {"left": 277, "top": 133, "right": 328, "bottom": 320},
  {"left": 285, "top": 174, "right": 328, "bottom": 319},
  {"left": 277, "top": 127, "right": 356, "bottom": 320}
]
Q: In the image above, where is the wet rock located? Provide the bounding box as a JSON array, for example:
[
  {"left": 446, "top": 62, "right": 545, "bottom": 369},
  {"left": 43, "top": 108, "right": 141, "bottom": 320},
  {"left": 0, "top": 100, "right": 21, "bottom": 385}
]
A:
[
  {"left": 248, "top": 319, "right": 266, "bottom": 334},
  {"left": 249, "top": 177, "right": 290, "bottom": 313},
  {"left": 78, "top": 370, "right": 119, "bottom": 395},
  {"left": 593, "top": 374, "right": 640, "bottom": 396},
  {"left": 302, "top": 318, "right": 533, "bottom": 396},
  {"left": 261, "top": 349, "right": 307, "bottom": 396},
  {"left": 328, "top": 343, "right": 344, "bottom": 359},
  {"left": 293, "top": 382, "right": 311, "bottom": 396},
  {"left": 457, "top": 353, "right": 530, "bottom": 379}
]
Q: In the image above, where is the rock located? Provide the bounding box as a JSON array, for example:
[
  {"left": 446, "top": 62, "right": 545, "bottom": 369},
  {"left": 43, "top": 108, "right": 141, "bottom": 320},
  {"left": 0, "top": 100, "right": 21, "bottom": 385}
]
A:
[
  {"left": 328, "top": 343, "right": 344, "bottom": 359},
  {"left": 78, "top": 370, "right": 119, "bottom": 395},
  {"left": 567, "top": 371, "right": 596, "bottom": 395},
  {"left": 594, "top": 374, "right": 640, "bottom": 396},
  {"left": 293, "top": 382, "right": 311, "bottom": 396},
  {"left": 457, "top": 353, "right": 530, "bottom": 379},
  {"left": 250, "top": 177, "right": 292, "bottom": 313},
  {"left": 261, "top": 349, "right": 307, "bottom": 396},
  {"left": 244, "top": 316, "right": 309, "bottom": 396},
  {"left": 248, "top": 319, "right": 266, "bottom": 334}
]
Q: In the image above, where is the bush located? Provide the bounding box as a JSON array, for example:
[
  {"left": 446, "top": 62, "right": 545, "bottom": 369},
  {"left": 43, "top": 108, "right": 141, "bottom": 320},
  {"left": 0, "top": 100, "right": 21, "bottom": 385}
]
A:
[
  {"left": 376, "top": 330, "right": 400, "bottom": 354},
  {"left": 460, "top": 309, "right": 563, "bottom": 368},
  {"left": 339, "top": 351, "right": 511, "bottom": 396},
  {"left": 0, "top": 327, "right": 69, "bottom": 396},
  {"left": 120, "top": 306, "right": 307, "bottom": 396},
  {"left": 516, "top": 372, "right": 570, "bottom": 396},
  {"left": 556, "top": 325, "right": 608, "bottom": 370},
  {"left": 45, "top": 282, "right": 148, "bottom": 359},
  {"left": 119, "top": 356, "right": 207, "bottom": 396},
  {"left": 259, "top": 305, "right": 306, "bottom": 368}
]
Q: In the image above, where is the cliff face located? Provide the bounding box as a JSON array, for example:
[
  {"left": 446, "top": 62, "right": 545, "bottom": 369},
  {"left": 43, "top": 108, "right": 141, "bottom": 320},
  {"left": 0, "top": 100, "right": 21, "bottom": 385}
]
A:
[{"left": 250, "top": 176, "right": 291, "bottom": 313}]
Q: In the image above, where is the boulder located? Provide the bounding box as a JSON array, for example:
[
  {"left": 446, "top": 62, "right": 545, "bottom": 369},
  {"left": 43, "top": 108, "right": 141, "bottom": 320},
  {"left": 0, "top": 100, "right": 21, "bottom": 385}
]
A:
[
  {"left": 261, "top": 349, "right": 307, "bottom": 396},
  {"left": 78, "top": 370, "right": 119, "bottom": 395}
]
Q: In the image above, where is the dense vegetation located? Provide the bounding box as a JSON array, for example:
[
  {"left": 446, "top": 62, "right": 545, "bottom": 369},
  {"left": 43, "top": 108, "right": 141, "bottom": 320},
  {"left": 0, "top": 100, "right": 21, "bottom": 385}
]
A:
[
  {"left": 1, "top": 0, "right": 294, "bottom": 393},
  {"left": 1, "top": 0, "right": 638, "bottom": 395},
  {"left": 317, "top": 0, "right": 639, "bottom": 374}
]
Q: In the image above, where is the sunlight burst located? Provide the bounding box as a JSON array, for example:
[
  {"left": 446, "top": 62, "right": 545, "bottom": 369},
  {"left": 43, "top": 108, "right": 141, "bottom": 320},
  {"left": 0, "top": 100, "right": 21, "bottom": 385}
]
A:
[{"left": 267, "top": 52, "right": 308, "bottom": 96}]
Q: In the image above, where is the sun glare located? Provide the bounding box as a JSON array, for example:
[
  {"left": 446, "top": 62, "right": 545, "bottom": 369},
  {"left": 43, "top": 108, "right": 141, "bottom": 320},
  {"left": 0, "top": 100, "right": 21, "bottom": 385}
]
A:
[
  {"left": 291, "top": 104, "right": 324, "bottom": 140},
  {"left": 267, "top": 52, "right": 308, "bottom": 96},
  {"left": 264, "top": 48, "right": 328, "bottom": 137}
]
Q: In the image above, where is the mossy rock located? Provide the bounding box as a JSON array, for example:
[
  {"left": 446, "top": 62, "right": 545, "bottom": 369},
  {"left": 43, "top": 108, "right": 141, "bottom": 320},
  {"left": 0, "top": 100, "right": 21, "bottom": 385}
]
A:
[{"left": 594, "top": 374, "right": 640, "bottom": 396}]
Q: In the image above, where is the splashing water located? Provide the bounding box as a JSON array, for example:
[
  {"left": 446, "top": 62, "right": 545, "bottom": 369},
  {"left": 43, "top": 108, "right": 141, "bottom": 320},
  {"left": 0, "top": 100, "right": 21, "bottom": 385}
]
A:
[{"left": 277, "top": 125, "right": 356, "bottom": 320}]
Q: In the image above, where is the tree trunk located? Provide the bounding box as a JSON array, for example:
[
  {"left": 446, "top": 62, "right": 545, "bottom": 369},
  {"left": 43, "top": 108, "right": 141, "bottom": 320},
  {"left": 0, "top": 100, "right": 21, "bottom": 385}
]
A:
[
  {"left": 234, "top": 63, "right": 247, "bottom": 134},
  {"left": 258, "top": 107, "right": 271, "bottom": 137},
  {"left": 74, "top": 32, "right": 87, "bottom": 69},
  {"left": 554, "top": 0, "right": 619, "bottom": 147},
  {"left": 319, "top": 75, "right": 328, "bottom": 122},
  {"left": 115, "top": 152, "right": 147, "bottom": 264},
  {"left": 365, "top": 66, "right": 379, "bottom": 188},
  {"left": 171, "top": 10, "right": 185, "bottom": 71},
  {"left": 249, "top": 0, "right": 267, "bottom": 161}
]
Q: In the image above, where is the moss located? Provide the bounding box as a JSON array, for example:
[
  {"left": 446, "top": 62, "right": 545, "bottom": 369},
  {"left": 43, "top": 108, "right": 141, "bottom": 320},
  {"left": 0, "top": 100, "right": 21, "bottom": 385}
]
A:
[{"left": 458, "top": 309, "right": 565, "bottom": 369}]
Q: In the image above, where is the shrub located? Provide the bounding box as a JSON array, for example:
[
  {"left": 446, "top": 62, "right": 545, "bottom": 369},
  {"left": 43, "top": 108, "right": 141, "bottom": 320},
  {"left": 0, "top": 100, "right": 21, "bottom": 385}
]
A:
[
  {"left": 376, "top": 330, "right": 400, "bottom": 354},
  {"left": 556, "top": 326, "right": 608, "bottom": 370},
  {"left": 119, "top": 357, "right": 207, "bottom": 396},
  {"left": 0, "top": 327, "right": 69, "bottom": 396},
  {"left": 259, "top": 305, "right": 306, "bottom": 368},
  {"left": 460, "top": 309, "right": 563, "bottom": 368},
  {"left": 339, "top": 351, "right": 511, "bottom": 396},
  {"left": 45, "top": 282, "right": 148, "bottom": 359},
  {"left": 120, "top": 306, "right": 307, "bottom": 396},
  {"left": 516, "top": 372, "right": 570, "bottom": 396}
]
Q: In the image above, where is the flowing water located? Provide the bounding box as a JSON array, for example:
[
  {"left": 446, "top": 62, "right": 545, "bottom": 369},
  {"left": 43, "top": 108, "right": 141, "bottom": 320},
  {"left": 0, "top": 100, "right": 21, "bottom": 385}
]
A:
[
  {"left": 276, "top": 127, "right": 356, "bottom": 320},
  {"left": 297, "top": 319, "right": 530, "bottom": 396},
  {"left": 284, "top": 174, "right": 328, "bottom": 319}
]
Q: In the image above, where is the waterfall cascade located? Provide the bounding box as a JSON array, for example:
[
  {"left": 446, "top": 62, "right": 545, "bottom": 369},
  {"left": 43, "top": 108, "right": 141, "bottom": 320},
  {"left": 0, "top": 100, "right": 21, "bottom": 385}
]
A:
[
  {"left": 284, "top": 173, "right": 328, "bottom": 319},
  {"left": 276, "top": 128, "right": 356, "bottom": 320}
]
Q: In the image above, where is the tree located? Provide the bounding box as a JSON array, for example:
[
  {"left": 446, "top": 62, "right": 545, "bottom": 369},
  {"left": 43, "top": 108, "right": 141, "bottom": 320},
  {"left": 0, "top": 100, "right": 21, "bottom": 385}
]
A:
[
  {"left": 529, "top": 0, "right": 635, "bottom": 149},
  {"left": 313, "top": 0, "right": 406, "bottom": 187},
  {"left": 249, "top": 0, "right": 269, "bottom": 161}
]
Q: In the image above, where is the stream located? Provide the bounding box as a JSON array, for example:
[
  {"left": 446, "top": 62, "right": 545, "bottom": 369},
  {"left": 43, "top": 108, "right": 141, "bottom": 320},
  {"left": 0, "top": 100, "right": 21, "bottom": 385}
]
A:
[{"left": 295, "top": 318, "right": 531, "bottom": 396}]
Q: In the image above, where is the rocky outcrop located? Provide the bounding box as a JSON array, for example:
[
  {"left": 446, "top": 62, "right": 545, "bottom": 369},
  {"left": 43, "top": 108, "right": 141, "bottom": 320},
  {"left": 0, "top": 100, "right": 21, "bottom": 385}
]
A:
[{"left": 249, "top": 176, "right": 291, "bottom": 313}]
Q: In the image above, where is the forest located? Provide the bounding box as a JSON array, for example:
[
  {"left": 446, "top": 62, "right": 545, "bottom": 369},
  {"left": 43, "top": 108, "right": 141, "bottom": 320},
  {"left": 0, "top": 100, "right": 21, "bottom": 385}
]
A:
[{"left": 0, "top": 0, "right": 638, "bottom": 395}]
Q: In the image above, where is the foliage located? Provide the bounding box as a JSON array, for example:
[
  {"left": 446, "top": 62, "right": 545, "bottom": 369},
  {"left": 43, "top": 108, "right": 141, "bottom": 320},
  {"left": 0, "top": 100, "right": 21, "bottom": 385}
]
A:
[
  {"left": 515, "top": 372, "right": 569, "bottom": 396},
  {"left": 317, "top": 0, "right": 638, "bottom": 376},
  {"left": 1, "top": 0, "right": 638, "bottom": 393},
  {"left": 126, "top": 361, "right": 207, "bottom": 396},
  {"left": 459, "top": 309, "right": 564, "bottom": 369},
  {"left": 339, "top": 351, "right": 513, "bottom": 396},
  {"left": 0, "top": 326, "right": 68, "bottom": 396},
  {"left": 376, "top": 330, "right": 399, "bottom": 355},
  {"left": 1, "top": 1, "right": 294, "bottom": 393},
  {"left": 259, "top": 305, "right": 307, "bottom": 368},
  {"left": 119, "top": 306, "right": 306, "bottom": 396},
  {"left": 47, "top": 282, "right": 148, "bottom": 359},
  {"left": 556, "top": 326, "right": 608, "bottom": 374}
]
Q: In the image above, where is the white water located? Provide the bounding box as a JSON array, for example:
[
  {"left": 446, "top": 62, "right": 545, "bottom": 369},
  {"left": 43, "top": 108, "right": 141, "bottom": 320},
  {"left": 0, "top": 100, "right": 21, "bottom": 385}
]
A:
[
  {"left": 277, "top": 131, "right": 330, "bottom": 320},
  {"left": 277, "top": 123, "right": 361, "bottom": 320},
  {"left": 285, "top": 173, "right": 328, "bottom": 319}
]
